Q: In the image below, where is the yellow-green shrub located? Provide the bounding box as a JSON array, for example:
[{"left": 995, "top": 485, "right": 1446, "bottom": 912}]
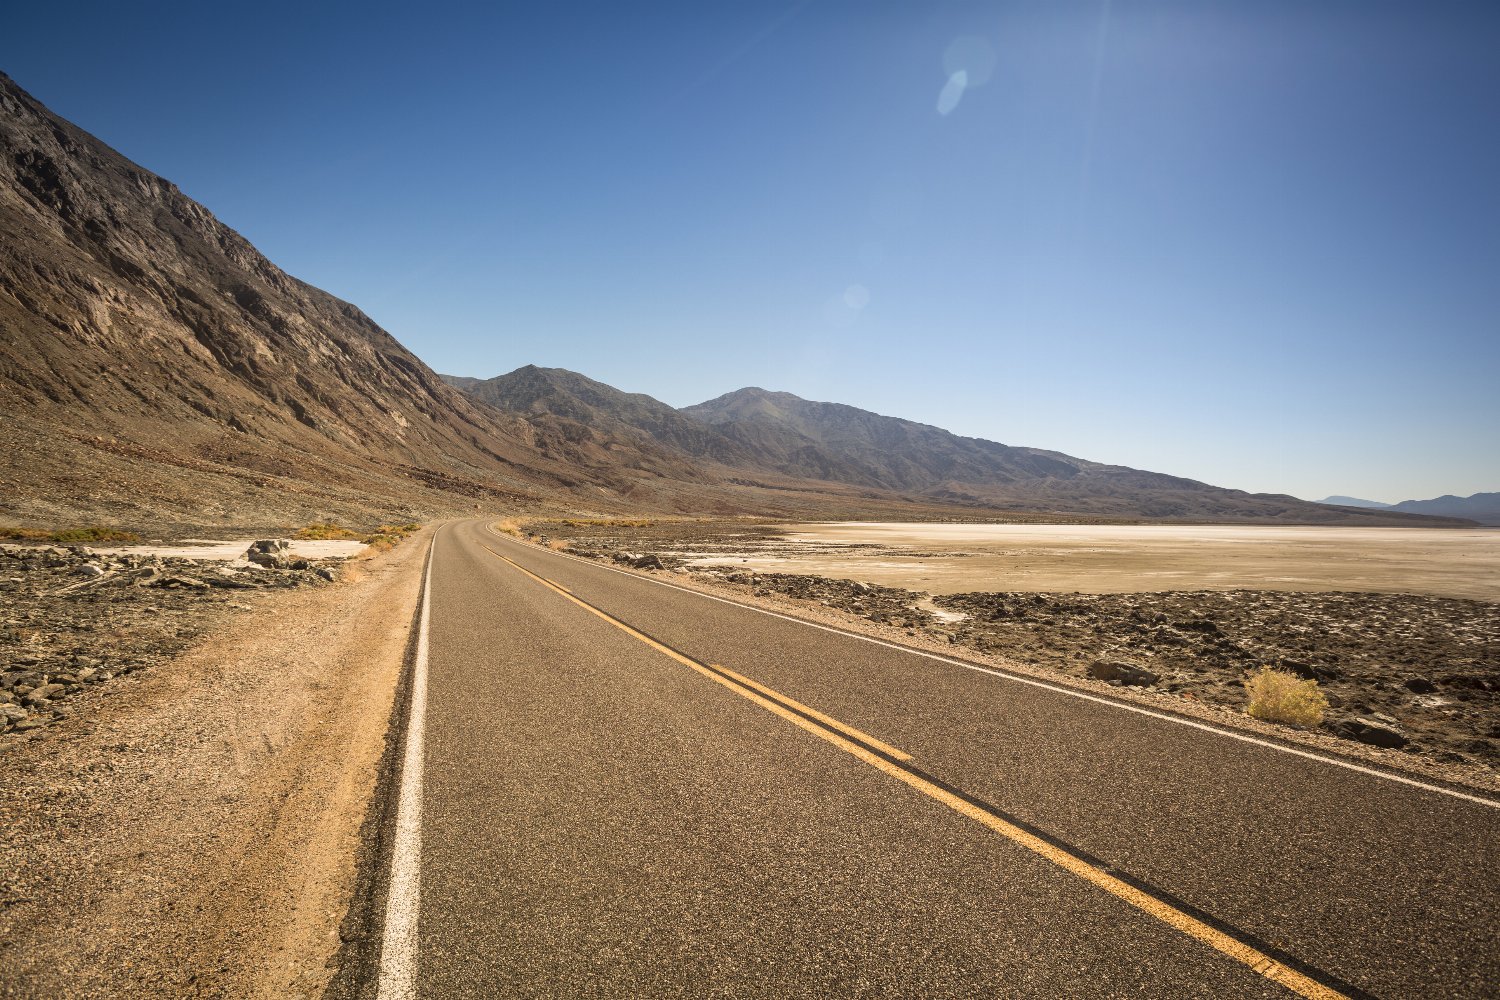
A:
[{"left": 1244, "top": 666, "right": 1328, "bottom": 727}]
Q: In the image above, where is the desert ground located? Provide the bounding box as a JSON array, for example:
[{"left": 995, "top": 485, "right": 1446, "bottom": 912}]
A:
[{"left": 693, "top": 522, "right": 1500, "bottom": 602}]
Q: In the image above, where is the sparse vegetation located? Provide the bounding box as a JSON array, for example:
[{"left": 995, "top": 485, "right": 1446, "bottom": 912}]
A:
[
  {"left": 494, "top": 517, "right": 525, "bottom": 537},
  {"left": 295, "top": 521, "right": 421, "bottom": 552},
  {"left": 295, "top": 522, "right": 367, "bottom": 541},
  {"left": 1244, "top": 666, "right": 1328, "bottom": 728},
  {"left": 0, "top": 525, "right": 143, "bottom": 544}
]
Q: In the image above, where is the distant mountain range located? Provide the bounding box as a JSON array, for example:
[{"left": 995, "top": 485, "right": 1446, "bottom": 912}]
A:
[
  {"left": 1318, "top": 496, "right": 1392, "bottom": 509},
  {"left": 1320, "top": 493, "right": 1500, "bottom": 525},
  {"left": 440, "top": 367, "right": 1470, "bottom": 525},
  {"left": 0, "top": 71, "right": 1479, "bottom": 529}
]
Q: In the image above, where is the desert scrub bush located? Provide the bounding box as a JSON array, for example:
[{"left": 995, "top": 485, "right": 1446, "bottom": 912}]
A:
[
  {"left": 364, "top": 522, "right": 421, "bottom": 552},
  {"left": 296, "top": 522, "right": 367, "bottom": 541},
  {"left": 1244, "top": 666, "right": 1328, "bottom": 728},
  {"left": 494, "top": 518, "right": 525, "bottom": 537},
  {"left": 0, "top": 525, "right": 142, "bottom": 544},
  {"left": 297, "top": 521, "right": 422, "bottom": 552},
  {"left": 546, "top": 538, "right": 571, "bottom": 551}
]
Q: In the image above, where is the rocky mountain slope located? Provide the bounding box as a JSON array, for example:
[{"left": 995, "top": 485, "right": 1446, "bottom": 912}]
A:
[
  {"left": 443, "top": 366, "right": 753, "bottom": 470},
  {"left": 0, "top": 73, "right": 552, "bottom": 525},
  {"left": 0, "top": 73, "right": 1102, "bottom": 530},
  {"left": 0, "top": 73, "right": 753, "bottom": 529}
]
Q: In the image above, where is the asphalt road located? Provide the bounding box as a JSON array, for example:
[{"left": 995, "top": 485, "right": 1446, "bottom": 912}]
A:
[{"left": 374, "top": 520, "right": 1499, "bottom": 999}]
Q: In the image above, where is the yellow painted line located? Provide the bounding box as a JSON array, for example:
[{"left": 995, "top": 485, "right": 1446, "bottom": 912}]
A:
[
  {"left": 710, "top": 662, "right": 912, "bottom": 762},
  {"left": 480, "top": 541, "right": 1346, "bottom": 1000}
]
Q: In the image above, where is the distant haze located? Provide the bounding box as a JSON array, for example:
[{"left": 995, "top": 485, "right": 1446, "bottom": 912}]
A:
[{"left": 2, "top": 2, "right": 1496, "bottom": 501}]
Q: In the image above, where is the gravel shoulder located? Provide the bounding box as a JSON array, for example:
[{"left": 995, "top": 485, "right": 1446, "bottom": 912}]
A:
[{"left": 0, "top": 528, "right": 429, "bottom": 998}]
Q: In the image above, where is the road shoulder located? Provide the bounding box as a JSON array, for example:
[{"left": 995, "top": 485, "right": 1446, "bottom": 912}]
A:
[{"left": 0, "top": 526, "right": 431, "bottom": 998}]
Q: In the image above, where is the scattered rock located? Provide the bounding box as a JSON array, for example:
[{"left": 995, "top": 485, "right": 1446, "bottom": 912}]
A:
[
  {"left": 151, "top": 575, "right": 209, "bottom": 590},
  {"left": 23, "top": 683, "right": 64, "bottom": 706},
  {"left": 1280, "top": 658, "right": 1341, "bottom": 682},
  {"left": 1331, "top": 719, "right": 1410, "bottom": 749},
  {"left": 1088, "top": 659, "right": 1161, "bottom": 687},
  {"left": 1, "top": 540, "right": 345, "bottom": 734},
  {"left": 1403, "top": 675, "right": 1437, "bottom": 695}
]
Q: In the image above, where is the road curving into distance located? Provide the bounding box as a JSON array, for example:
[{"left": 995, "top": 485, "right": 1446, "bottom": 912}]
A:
[{"left": 368, "top": 519, "right": 1499, "bottom": 999}]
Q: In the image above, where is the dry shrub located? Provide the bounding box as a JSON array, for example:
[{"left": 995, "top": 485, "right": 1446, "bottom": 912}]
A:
[
  {"left": 300, "top": 521, "right": 421, "bottom": 553},
  {"left": 0, "top": 525, "right": 143, "bottom": 544},
  {"left": 364, "top": 522, "right": 421, "bottom": 552},
  {"left": 547, "top": 538, "right": 571, "bottom": 552},
  {"left": 1244, "top": 666, "right": 1328, "bottom": 728},
  {"left": 494, "top": 518, "right": 524, "bottom": 537},
  {"left": 296, "top": 522, "right": 365, "bottom": 541}
]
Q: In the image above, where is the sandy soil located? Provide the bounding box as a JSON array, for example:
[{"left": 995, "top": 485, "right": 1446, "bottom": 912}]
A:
[
  {"left": 698, "top": 522, "right": 1500, "bottom": 602},
  {"left": 88, "top": 538, "right": 369, "bottom": 561},
  {"left": 0, "top": 528, "right": 427, "bottom": 998}
]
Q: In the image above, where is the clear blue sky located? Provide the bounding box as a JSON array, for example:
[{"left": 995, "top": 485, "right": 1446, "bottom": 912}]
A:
[{"left": 5, "top": 1, "right": 1497, "bottom": 503}]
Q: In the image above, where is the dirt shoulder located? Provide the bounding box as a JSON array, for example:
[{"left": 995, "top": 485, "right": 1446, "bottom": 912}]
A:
[{"left": 0, "top": 527, "right": 430, "bottom": 998}]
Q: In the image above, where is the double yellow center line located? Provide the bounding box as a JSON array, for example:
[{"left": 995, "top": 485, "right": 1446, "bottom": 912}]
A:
[{"left": 482, "top": 540, "right": 1352, "bottom": 1000}]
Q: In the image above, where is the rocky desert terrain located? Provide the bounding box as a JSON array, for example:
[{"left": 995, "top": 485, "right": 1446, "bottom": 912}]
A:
[{"left": 0, "top": 538, "right": 352, "bottom": 737}]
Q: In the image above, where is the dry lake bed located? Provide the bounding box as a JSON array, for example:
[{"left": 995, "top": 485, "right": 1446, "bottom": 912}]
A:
[{"left": 690, "top": 522, "right": 1500, "bottom": 602}]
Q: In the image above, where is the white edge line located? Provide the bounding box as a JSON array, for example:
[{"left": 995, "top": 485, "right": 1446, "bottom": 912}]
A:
[
  {"left": 376, "top": 534, "right": 436, "bottom": 998},
  {"left": 487, "top": 522, "right": 1499, "bottom": 811}
]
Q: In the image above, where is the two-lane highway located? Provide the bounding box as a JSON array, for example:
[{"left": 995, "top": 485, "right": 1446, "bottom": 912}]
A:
[{"left": 372, "top": 520, "right": 1499, "bottom": 998}]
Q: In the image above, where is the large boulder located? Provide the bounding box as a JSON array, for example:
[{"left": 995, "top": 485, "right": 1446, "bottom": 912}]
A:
[
  {"left": 247, "top": 539, "right": 293, "bottom": 568},
  {"left": 1331, "top": 718, "right": 1409, "bottom": 749},
  {"left": 1088, "top": 659, "right": 1160, "bottom": 687}
]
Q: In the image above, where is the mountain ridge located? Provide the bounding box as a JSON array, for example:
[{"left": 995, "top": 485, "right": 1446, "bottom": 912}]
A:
[
  {"left": 445, "top": 368, "right": 1474, "bottom": 526},
  {"left": 1319, "top": 496, "right": 1393, "bottom": 509},
  {"left": 1389, "top": 492, "right": 1500, "bottom": 526}
]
